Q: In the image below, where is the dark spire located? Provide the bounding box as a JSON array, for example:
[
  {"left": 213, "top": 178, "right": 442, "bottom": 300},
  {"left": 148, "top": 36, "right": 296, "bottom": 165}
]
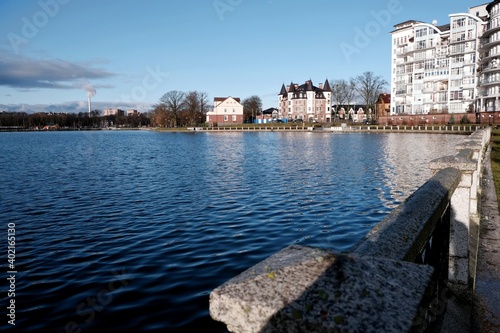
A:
[
  {"left": 323, "top": 79, "right": 331, "bottom": 92},
  {"left": 279, "top": 83, "right": 287, "bottom": 95},
  {"left": 288, "top": 81, "right": 296, "bottom": 93},
  {"left": 306, "top": 80, "right": 314, "bottom": 91}
]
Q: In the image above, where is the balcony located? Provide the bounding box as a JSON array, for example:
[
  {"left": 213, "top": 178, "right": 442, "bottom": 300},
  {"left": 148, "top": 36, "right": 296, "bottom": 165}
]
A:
[{"left": 481, "top": 22, "right": 500, "bottom": 38}]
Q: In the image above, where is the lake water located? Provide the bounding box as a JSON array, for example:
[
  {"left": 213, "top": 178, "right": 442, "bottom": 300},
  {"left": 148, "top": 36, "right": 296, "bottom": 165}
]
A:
[{"left": 0, "top": 130, "right": 464, "bottom": 332}]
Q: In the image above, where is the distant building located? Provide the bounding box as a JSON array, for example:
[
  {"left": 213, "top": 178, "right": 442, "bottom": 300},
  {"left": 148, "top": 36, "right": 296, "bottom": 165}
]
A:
[
  {"left": 278, "top": 79, "right": 332, "bottom": 122},
  {"left": 376, "top": 94, "right": 391, "bottom": 118},
  {"left": 103, "top": 108, "right": 125, "bottom": 116},
  {"left": 127, "top": 109, "right": 139, "bottom": 116},
  {"left": 206, "top": 97, "right": 244, "bottom": 126},
  {"left": 332, "top": 104, "right": 368, "bottom": 122}
]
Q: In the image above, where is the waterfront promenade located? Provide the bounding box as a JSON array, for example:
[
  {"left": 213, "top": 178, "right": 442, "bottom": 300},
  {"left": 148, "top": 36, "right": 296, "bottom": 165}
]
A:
[
  {"left": 440, "top": 142, "right": 500, "bottom": 333},
  {"left": 187, "top": 124, "right": 480, "bottom": 134},
  {"left": 209, "top": 128, "right": 500, "bottom": 332},
  {"left": 472, "top": 143, "right": 500, "bottom": 333}
]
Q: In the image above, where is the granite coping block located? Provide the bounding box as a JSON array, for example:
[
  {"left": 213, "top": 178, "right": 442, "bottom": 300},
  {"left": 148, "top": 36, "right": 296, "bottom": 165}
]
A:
[
  {"left": 455, "top": 141, "right": 483, "bottom": 151},
  {"left": 210, "top": 244, "right": 434, "bottom": 333},
  {"left": 429, "top": 149, "right": 477, "bottom": 172}
]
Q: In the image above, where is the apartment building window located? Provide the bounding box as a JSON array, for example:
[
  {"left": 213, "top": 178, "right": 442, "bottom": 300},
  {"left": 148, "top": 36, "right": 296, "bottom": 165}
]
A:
[
  {"left": 452, "top": 55, "right": 464, "bottom": 63},
  {"left": 436, "top": 59, "right": 449, "bottom": 68},
  {"left": 417, "top": 40, "right": 426, "bottom": 50},
  {"left": 452, "top": 32, "right": 466, "bottom": 42},
  {"left": 232, "top": 115, "right": 236, "bottom": 121},
  {"left": 407, "top": 74, "right": 413, "bottom": 84},
  {"left": 463, "top": 77, "right": 475, "bottom": 85},
  {"left": 425, "top": 59, "right": 435, "bottom": 70},
  {"left": 416, "top": 28, "right": 427, "bottom": 37},
  {"left": 451, "top": 44, "right": 465, "bottom": 54},
  {"left": 451, "top": 68, "right": 463, "bottom": 75},
  {"left": 452, "top": 18, "right": 466, "bottom": 29},
  {"left": 415, "top": 52, "right": 426, "bottom": 61},
  {"left": 415, "top": 61, "right": 424, "bottom": 70},
  {"left": 224, "top": 115, "right": 228, "bottom": 121},
  {"left": 450, "top": 91, "right": 463, "bottom": 101}
]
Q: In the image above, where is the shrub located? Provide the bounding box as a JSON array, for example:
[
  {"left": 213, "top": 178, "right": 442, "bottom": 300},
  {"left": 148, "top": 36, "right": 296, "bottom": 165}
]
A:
[{"left": 460, "top": 115, "right": 470, "bottom": 124}]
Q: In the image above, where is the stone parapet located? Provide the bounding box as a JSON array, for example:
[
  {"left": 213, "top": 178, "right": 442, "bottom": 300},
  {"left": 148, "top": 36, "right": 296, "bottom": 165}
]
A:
[
  {"left": 210, "top": 245, "right": 433, "bottom": 333},
  {"left": 352, "top": 167, "right": 461, "bottom": 262}
]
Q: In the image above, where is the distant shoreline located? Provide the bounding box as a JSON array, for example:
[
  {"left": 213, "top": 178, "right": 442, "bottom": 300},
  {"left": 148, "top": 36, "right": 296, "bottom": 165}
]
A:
[{"left": 0, "top": 125, "right": 483, "bottom": 134}]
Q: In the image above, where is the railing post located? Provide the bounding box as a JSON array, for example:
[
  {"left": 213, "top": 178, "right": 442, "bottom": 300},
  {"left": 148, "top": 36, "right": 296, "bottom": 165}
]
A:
[{"left": 429, "top": 150, "right": 477, "bottom": 297}]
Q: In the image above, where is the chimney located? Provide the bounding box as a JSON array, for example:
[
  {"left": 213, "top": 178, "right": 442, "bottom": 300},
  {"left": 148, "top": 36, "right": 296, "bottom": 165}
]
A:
[
  {"left": 88, "top": 95, "right": 91, "bottom": 115},
  {"left": 319, "top": 83, "right": 323, "bottom": 89}
]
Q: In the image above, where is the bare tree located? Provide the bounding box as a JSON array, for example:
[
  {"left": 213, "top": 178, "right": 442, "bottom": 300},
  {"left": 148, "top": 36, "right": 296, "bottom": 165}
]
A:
[
  {"left": 354, "top": 71, "right": 388, "bottom": 114},
  {"left": 183, "top": 91, "right": 209, "bottom": 126},
  {"left": 152, "top": 104, "right": 170, "bottom": 127},
  {"left": 330, "top": 79, "right": 347, "bottom": 113},
  {"left": 330, "top": 79, "right": 357, "bottom": 120},
  {"left": 158, "top": 90, "right": 185, "bottom": 127},
  {"left": 345, "top": 78, "right": 357, "bottom": 111},
  {"left": 242, "top": 95, "right": 262, "bottom": 122},
  {"left": 197, "top": 91, "right": 209, "bottom": 123}
]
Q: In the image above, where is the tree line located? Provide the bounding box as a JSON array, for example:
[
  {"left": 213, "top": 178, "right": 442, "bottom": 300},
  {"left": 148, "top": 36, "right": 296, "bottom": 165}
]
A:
[
  {"left": 1, "top": 71, "right": 387, "bottom": 129},
  {"left": 0, "top": 111, "right": 151, "bottom": 129},
  {"left": 151, "top": 90, "right": 264, "bottom": 127},
  {"left": 330, "top": 71, "right": 387, "bottom": 113}
]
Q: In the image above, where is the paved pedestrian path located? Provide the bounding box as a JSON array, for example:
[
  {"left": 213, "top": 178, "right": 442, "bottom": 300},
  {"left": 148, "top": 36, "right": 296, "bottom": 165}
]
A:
[{"left": 473, "top": 144, "right": 500, "bottom": 333}]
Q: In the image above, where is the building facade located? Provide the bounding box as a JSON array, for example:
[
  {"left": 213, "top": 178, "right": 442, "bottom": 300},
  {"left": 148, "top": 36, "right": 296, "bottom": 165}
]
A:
[
  {"left": 278, "top": 79, "right": 332, "bottom": 122},
  {"left": 206, "top": 97, "right": 244, "bottom": 126},
  {"left": 103, "top": 108, "right": 125, "bottom": 116},
  {"left": 479, "top": 0, "right": 500, "bottom": 111},
  {"left": 390, "top": 4, "right": 488, "bottom": 115}
]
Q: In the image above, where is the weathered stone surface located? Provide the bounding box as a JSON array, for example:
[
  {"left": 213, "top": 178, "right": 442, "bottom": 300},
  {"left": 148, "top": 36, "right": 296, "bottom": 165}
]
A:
[
  {"left": 429, "top": 149, "right": 477, "bottom": 173},
  {"left": 472, "top": 144, "right": 500, "bottom": 332},
  {"left": 210, "top": 244, "right": 434, "bottom": 333},
  {"left": 455, "top": 141, "right": 483, "bottom": 152}
]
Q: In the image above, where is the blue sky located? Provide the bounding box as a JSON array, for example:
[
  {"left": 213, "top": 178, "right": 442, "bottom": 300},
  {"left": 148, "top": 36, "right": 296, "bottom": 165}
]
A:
[{"left": 0, "top": 0, "right": 478, "bottom": 113}]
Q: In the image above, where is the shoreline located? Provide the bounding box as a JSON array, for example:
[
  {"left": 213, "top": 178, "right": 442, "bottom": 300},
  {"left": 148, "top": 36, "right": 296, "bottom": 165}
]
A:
[{"left": 0, "top": 125, "right": 483, "bottom": 134}]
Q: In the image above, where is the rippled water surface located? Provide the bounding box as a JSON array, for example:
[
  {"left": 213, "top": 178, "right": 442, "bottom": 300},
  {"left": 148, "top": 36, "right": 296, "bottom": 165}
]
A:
[{"left": 0, "top": 131, "right": 464, "bottom": 332}]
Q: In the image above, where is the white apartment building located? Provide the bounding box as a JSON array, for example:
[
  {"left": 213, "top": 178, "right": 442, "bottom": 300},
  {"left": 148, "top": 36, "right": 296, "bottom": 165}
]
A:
[
  {"left": 390, "top": 4, "right": 488, "bottom": 115},
  {"left": 479, "top": 0, "right": 500, "bottom": 111}
]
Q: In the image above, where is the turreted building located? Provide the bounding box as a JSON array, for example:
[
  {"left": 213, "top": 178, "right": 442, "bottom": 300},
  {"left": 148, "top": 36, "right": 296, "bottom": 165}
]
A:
[{"left": 278, "top": 79, "right": 332, "bottom": 122}]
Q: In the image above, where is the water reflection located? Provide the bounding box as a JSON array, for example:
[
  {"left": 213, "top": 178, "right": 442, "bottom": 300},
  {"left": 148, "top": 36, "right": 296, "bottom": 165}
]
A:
[
  {"left": 378, "top": 133, "right": 463, "bottom": 206},
  {"left": 0, "top": 130, "right": 464, "bottom": 332}
]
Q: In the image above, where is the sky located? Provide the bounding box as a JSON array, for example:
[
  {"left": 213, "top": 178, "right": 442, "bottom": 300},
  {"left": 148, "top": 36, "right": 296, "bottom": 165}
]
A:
[{"left": 0, "top": 0, "right": 481, "bottom": 113}]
